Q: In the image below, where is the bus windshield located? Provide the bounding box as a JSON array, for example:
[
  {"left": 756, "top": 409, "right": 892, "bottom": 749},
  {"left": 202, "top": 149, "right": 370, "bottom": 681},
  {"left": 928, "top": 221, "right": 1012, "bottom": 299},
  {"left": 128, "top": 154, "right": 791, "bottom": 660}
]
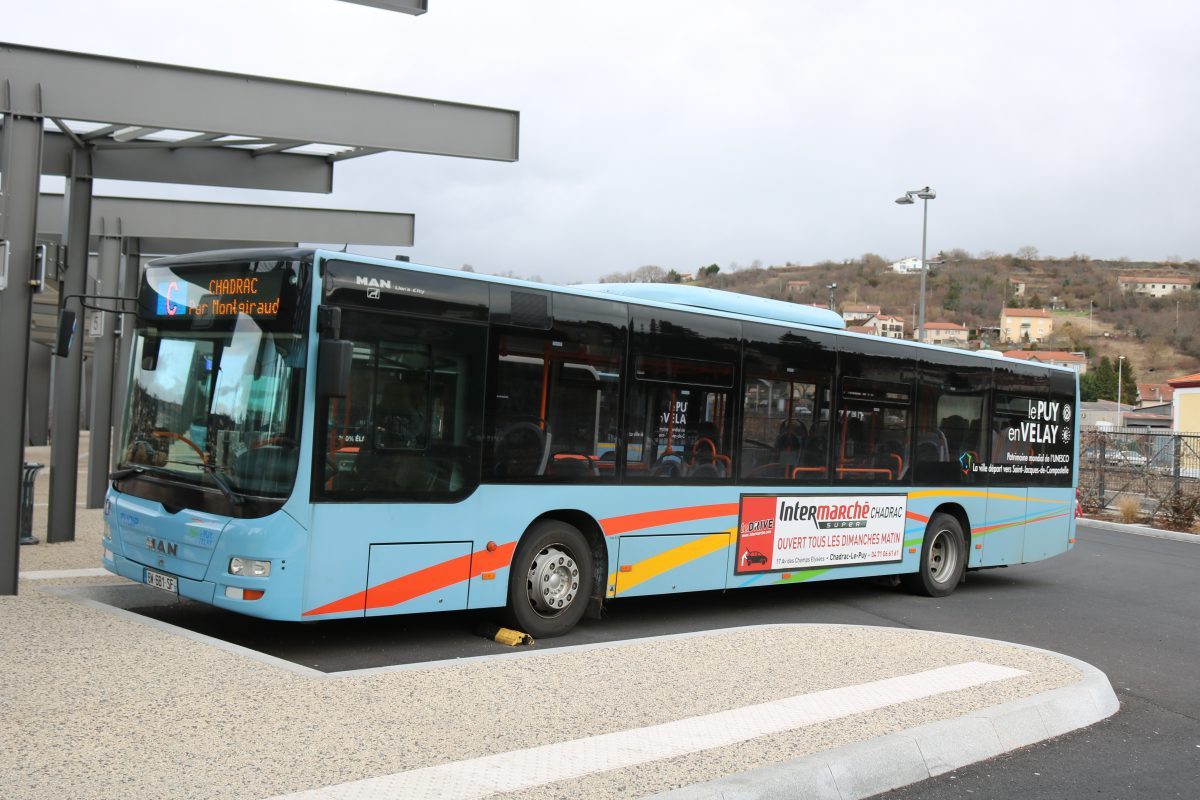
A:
[{"left": 118, "top": 258, "right": 310, "bottom": 501}]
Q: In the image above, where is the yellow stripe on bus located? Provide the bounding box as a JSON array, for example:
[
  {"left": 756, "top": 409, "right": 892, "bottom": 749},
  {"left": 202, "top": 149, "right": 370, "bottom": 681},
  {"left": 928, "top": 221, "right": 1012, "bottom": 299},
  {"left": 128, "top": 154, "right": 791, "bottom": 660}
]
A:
[
  {"left": 907, "top": 489, "right": 1069, "bottom": 506},
  {"left": 613, "top": 531, "right": 733, "bottom": 596}
]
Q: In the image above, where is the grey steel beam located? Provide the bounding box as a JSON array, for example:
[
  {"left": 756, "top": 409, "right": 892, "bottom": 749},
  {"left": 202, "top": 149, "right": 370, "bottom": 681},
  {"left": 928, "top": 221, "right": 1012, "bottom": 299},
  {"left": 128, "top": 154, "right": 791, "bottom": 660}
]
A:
[
  {"left": 121, "top": 237, "right": 296, "bottom": 256},
  {"left": 1, "top": 43, "right": 519, "bottom": 162},
  {"left": 47, "top": 152, "right": 93, "bottom": 544},
  {"left": 338, "top": 0, "right": 428, "bottom": 14},
  {"left": 85, "top": 230, "right": 120, "bottom": 509},
  {"left": 0, "top": 111, "right": 43, "bottom": 595},
  {"left": 19, "top": 129, "right": 335, "bottom": 193},
  {"left": 36, "top": 194, "right": 414, "bottom": 247}
]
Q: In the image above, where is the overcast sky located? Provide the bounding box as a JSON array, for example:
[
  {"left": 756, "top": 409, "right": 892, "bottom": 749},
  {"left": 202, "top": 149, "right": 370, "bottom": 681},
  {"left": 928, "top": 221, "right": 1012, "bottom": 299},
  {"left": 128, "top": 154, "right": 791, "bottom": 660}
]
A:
[{"left": 8, "top": 1, "right": 1200, "bottom": 282}]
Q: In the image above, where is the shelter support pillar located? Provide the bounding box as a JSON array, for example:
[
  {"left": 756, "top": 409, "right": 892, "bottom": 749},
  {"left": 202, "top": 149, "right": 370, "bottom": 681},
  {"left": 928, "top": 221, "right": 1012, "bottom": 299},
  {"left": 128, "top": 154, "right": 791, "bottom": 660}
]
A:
[
  {"left": 0, "top": 111, "right": 44, "bottom": 595},
  {"left": 110, "top": 240, "right": 141, "bottom": 471},
  {"left": 47, "top": 150, "right": 93, "bottom": 541},
  {"left": 85, "top": 229, "right": 121, "bottom": 508},
  {"left": 26, "top": 342, "right": 51, "bottom": 446}
]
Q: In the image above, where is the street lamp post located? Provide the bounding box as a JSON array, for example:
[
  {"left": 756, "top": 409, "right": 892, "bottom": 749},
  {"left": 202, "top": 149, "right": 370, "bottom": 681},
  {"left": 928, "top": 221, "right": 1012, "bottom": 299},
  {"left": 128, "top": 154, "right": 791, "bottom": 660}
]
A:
[
  {"left": 1117, "top": 355, "right": 1125, "bottom": 429},
  {"left": 827, "top": 282, "right": 837, "bottom": 312},
  {"left": 895, "top": 186, "right": 936, "bottom": 342}
]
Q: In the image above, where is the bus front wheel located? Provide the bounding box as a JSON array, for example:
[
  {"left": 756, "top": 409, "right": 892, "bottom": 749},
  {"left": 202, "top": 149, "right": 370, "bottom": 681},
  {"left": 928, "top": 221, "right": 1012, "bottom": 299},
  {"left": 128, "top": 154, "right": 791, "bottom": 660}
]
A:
[
  {"left": 901, "top": 513, "right": 966, "bottom": 598},
  {"left": 506, "top": 520, "right": 593, "bottom": 638}
]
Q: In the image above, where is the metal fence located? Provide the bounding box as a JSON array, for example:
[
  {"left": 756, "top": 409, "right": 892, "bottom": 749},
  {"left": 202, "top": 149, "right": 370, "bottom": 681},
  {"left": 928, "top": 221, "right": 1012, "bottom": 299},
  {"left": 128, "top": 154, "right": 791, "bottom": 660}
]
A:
[{"left": 1077, "top": 428, "right": 1200, "bottom": 513}]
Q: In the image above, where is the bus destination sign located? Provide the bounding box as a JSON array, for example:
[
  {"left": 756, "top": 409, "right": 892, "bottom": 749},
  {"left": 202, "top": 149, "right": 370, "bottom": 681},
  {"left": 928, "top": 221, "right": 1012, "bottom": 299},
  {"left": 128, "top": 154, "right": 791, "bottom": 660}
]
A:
[{"left": 150, "top": 271, "right": 284, "bottom": 320}]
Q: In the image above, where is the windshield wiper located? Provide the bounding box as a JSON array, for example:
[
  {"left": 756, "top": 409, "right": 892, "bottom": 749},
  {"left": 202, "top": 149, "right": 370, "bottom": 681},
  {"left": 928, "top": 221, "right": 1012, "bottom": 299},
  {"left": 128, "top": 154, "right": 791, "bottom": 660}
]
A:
[
  {"left": 191, "top": 462, "right": 245, "bottom": 506},
  {"left": 110, "top": 464, "right": 179, "bottom": 481},
  {"left": 113, "top": 461, "right": 244, "bottom": 506}
]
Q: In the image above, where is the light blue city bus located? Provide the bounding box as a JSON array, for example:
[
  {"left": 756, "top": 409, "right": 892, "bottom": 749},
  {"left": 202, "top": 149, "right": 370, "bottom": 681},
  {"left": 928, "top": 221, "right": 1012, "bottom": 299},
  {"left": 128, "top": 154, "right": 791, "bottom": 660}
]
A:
[{"left": 100, "top": 249, "right": 1078, "bottom": 637}]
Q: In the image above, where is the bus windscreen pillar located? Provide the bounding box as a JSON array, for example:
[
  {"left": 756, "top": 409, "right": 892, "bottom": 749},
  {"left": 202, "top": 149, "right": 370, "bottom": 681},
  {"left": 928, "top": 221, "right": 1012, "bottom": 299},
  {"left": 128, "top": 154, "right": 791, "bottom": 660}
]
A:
[
  {"left": 47, "top": 150, "right": 93, "bottom": 543},
  {"left": 85, "top": 233, "right": 122, "bottom": 509},
  {"left": 0, "top": 111, "right": 44, "bottom": 595}
]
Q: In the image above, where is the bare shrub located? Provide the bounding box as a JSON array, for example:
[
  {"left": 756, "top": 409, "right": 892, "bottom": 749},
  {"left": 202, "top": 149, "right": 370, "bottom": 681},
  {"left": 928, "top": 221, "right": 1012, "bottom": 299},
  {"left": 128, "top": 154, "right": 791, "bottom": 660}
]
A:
[
  {"left": 1116, "top": 495, "right": 1142, "bottom": 524},
  {"left": 1155, "top": 490, "right": 1200, "bottom": 533}
]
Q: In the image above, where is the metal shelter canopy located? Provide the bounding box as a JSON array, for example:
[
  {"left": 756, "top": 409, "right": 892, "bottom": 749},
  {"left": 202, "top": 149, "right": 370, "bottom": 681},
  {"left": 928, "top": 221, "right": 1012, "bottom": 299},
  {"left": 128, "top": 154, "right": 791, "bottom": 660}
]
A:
[
  {"left": 0, "top": 43, "right": 519, "bottom": 164},
  {"left": 339, "top": 0, "right": 428, "bottom": 14},
  {"left": 0, "top": 41, "right": 520, "bottom": 595}
]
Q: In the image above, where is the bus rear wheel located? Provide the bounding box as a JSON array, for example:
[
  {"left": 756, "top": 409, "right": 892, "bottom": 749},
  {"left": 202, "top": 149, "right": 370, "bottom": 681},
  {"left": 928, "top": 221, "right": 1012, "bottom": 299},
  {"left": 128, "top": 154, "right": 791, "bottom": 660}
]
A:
[
  {"left": 505, "top": 520, "right": 593, "bottom": 638},
  {"left": 901, "top": 513, "right": 966, "bottom": 598}
]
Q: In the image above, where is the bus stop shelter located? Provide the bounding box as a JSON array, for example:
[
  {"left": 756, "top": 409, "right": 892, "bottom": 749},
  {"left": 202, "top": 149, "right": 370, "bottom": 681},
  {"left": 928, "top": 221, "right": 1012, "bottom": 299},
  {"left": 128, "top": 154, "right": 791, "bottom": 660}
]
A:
[{"left": 0, "top": 42, "right": 519, "bottom": 594}]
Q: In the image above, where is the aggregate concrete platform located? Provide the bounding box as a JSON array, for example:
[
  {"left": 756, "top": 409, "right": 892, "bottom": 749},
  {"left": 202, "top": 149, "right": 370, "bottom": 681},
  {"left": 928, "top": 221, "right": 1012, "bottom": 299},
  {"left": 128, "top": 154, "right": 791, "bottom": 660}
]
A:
[
  {"left": 2, "top": 569, "right": 1118, "bottom": 800},
  {"left": 9, "top": 440, "right": 1121, "bottom": 798}
]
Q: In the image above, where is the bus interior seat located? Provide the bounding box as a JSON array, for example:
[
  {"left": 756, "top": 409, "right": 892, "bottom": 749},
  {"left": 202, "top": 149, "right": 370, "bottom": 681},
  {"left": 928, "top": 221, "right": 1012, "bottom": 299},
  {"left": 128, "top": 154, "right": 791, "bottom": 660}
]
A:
[
  {"left": 773, "top": 425, "right": 805, "bottom": 467},
  {"left": 650, "top": 453, "right": 683, "bottom": 478},
  {"left": 546, "top": 453, "right": 598, "bottom": 478},
  {"left": 494, "top": 422, "right": 552, "bottom": 477}
]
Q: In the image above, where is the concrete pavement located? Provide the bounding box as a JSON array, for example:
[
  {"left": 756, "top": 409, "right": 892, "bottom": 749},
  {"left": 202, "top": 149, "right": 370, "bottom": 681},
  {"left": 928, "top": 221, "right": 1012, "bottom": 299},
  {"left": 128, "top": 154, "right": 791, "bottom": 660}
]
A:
[{"left": 3, "top": 442, "right": 1122, "bottom": 799}]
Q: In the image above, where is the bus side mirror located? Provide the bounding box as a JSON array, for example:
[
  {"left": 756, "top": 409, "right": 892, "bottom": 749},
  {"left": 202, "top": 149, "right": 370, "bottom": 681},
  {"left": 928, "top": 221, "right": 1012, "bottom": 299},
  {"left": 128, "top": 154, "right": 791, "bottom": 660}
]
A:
[
  {"left": 318, "top": 339, "right": 353, "bottom": 398},
  {"left": 141, "top": 334, "right": 161, "bottom": 371},
  {"left": 53, "top": 309, "right": 77, "bottom": 357}
]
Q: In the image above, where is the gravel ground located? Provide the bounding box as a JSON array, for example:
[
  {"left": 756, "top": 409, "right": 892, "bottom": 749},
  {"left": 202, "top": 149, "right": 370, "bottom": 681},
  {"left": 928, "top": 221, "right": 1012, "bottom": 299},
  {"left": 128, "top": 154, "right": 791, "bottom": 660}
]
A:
[{"left": 1, "top": 576, "right": 1083, "bottom": 800}]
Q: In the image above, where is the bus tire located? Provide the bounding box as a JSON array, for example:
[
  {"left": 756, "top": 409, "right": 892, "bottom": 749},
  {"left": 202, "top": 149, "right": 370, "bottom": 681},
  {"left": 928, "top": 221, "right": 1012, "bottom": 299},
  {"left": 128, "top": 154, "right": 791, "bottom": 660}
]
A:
[
  {"left": 505, "top": 520, "right": 593, "bottom": 638},
  {"left": 901, "top": 513, "right": 965, "bottom": 598}
]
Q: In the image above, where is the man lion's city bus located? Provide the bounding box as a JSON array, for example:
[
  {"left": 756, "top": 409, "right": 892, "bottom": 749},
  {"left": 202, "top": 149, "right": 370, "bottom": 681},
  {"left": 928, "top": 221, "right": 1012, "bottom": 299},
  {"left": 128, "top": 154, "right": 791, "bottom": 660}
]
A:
[{"left": 101, "top": 249, "right": 1078, "bottom": 637}]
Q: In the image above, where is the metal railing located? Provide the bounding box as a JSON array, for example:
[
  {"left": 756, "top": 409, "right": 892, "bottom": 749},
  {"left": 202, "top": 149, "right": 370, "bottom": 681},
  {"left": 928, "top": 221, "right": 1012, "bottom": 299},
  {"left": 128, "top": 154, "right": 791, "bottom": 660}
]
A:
[{"left": 1077, "top": 428, "right": 1200, "bottom": 515}]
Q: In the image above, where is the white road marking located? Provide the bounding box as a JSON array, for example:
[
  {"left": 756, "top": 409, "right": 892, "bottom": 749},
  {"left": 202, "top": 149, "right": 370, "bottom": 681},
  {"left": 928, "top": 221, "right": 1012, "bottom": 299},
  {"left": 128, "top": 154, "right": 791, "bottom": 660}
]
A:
[
  {"left": 21, "top": 568, "right": 111, "bottom": 580},
  {"left": 269, "top": 660, "right": 1027, "bottom": 800}
]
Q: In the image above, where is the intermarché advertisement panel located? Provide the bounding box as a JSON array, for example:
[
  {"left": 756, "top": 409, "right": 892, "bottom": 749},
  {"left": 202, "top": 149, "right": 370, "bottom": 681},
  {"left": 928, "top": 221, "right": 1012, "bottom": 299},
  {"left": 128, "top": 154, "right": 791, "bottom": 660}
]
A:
[{"left": 735, "top": 494, "right": 907, "bottom": 574}]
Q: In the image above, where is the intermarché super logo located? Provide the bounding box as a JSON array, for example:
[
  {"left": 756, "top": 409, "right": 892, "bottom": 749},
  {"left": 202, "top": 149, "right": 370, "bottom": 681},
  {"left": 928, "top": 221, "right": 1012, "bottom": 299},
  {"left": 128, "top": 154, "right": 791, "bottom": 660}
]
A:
[{"left": 777, "top": 499, "right": 903, "bottom": 530}]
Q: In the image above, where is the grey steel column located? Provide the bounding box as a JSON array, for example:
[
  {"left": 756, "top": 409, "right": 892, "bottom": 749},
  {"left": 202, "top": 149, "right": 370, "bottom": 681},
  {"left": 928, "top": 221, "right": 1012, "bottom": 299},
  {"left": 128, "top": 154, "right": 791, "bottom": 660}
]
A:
[
  {"left": 26, "top": 342, "right": 51, "bottom": 446},
  {"left": 46, "top": 150, "right": 93, "bottom": 542},
  {"left": 110, "top": 242, "right": 140, "bottom": 472},
  {"left": 86, "top": 230, "right": 121, "bottom": 508},
  {"left": 0, "top": 111, "right": 44, "bottom": 595}
]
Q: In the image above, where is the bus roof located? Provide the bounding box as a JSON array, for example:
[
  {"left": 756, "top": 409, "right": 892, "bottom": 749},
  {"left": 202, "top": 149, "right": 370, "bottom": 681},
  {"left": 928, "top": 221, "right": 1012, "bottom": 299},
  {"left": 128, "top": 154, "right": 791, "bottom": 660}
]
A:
[
  {"left": 574, "top": 283, "right": 847, "bottom": 330},
  {"left": 153, "top": 247, "right": 1074, "bottom": 375}
]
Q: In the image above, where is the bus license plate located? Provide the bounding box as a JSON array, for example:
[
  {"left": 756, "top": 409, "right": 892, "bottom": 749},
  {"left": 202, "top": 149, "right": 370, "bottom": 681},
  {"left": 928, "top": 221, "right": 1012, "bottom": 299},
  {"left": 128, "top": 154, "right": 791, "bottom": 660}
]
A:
[{"left": 144, "top": 568, "right": 178, "bottom": 595}]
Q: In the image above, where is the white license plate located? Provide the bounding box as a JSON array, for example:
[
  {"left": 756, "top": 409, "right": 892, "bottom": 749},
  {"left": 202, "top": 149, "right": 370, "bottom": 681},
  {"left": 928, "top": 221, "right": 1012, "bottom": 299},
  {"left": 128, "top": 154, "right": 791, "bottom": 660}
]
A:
[{"left": 144, "top": 568, "right": 178, "bottom": 594}]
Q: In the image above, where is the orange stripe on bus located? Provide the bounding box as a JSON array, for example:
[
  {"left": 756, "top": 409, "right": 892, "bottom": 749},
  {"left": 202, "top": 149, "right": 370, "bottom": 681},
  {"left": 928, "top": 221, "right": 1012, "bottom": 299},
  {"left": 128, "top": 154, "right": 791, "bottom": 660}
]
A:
[
  {"left": 600, "top": 503, "right": 740, "bottom": 537},
  {"left": 302, "top": 540, "right": 516, "bottom": 617},
  {"left": 906, "top": 511, "right": 929, "bottom": 524}
]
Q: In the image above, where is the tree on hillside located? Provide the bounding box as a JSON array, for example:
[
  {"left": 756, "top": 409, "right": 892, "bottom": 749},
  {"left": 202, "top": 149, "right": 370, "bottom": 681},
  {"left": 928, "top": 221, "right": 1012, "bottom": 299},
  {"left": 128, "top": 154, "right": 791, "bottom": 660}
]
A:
[
  {"left": 1091, "top": 357, "right": 1118, "bottom": 402},
  {"left": 631, "top": 265, "right": 667, "bottom": 283},
  {"left": 943, "top": 278, "right": 962, "bottom": 312},
  {"left": 699, "top": 264, "right": 720, "bottom": 278},
  {"left": 1084, "top": 355, "right": 1138, "bottom": 405},
  {"left": 666, "top": 269, "right": 682, "bottom": 283},
  {"left": 1079, "top": 371, "right": 1098, "bottom": 402},
  {"left": 1016, "top": 245, "right": 1039, "bottom": 261}
]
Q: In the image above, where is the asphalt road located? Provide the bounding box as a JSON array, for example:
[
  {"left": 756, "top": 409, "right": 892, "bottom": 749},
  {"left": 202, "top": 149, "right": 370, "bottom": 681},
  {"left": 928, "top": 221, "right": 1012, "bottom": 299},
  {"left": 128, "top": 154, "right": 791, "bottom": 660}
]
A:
[
  {"left": 870, "top": 523, "right": 1200, "bottom": 799},
  {"left": 88, "top": 523, "right": 1200, "bottom": 795}
]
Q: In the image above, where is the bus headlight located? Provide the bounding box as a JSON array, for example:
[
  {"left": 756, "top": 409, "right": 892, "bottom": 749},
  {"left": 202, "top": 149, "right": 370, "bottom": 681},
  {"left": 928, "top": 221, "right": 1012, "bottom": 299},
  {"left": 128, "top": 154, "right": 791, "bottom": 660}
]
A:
[{"left": 229, "top": 557, "right": 270, "bottom": 577}]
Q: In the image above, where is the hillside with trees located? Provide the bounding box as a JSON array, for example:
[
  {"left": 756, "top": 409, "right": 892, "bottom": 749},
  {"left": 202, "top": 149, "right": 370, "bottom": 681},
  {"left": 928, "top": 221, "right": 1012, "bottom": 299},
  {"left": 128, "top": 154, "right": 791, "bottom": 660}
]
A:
[{"left": 589, "top": 251, "right": 1200, "bottom": 380}]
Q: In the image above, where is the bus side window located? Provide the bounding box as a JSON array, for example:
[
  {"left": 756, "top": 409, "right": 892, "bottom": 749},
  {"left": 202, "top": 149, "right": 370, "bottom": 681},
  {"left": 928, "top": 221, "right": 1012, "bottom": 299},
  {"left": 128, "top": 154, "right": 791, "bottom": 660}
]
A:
[
  {"left": 626, "top": 362, "right": 734, "bottom": 481},
  {"left": 484, "top": 299, "right": 624, "bottom": 483},
  {"left": 914, "top": 363, "right": 990, "bottom": 486},
  {"left": 835, "top": 350, "right": 914, "bottom": 484},
  {"left": 318, "top": 313, "right": 486, "bottom": 501},
  {"left": 739, "top": 322, "right": 837, "bottom": 484}
]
